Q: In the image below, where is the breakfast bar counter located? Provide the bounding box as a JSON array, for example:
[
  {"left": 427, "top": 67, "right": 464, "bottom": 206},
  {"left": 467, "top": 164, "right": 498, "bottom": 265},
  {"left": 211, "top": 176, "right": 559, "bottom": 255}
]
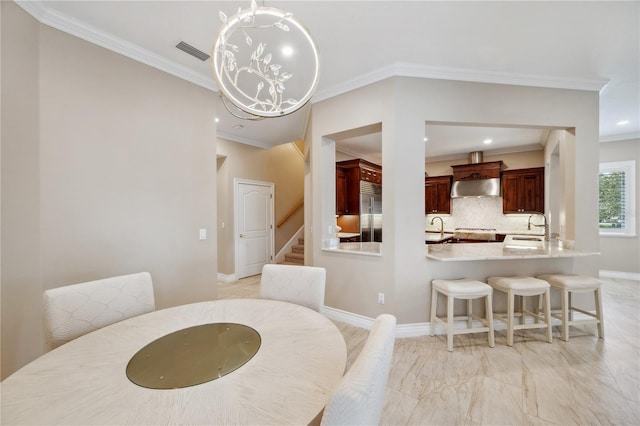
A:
[{"left": 427, "top": 241, "right": 598, "bottom": 262}]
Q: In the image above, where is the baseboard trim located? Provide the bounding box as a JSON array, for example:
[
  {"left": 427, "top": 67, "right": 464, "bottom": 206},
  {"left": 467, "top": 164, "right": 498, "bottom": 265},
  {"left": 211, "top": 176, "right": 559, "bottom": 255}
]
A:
[
  {"left": 322, "top": 306, "right": 374, "bottom": 330},
  {"left": 599, "top": 270, "right": 640, "bottom": 281},
  {"left": 217, "top": 273, "right": 237, "bottom": 283},
  {"left": 322, "top": 305, "right": 560, "bottom": 337}
]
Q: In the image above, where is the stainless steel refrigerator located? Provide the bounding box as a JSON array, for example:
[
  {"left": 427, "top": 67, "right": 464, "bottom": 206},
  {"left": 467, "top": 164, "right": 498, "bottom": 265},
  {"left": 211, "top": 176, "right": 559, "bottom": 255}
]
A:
[{"left": 359, "top": 181, "right": 382, "bottom": 242}]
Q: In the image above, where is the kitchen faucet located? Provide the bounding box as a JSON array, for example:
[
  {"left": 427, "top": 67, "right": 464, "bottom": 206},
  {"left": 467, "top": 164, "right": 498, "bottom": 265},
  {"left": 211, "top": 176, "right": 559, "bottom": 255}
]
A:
[
  {"left": 527, "top": 213, "right": 549, "bottom": 241},
  {"left": 430, "top": 216, "right": 444, "bottom": 236}
]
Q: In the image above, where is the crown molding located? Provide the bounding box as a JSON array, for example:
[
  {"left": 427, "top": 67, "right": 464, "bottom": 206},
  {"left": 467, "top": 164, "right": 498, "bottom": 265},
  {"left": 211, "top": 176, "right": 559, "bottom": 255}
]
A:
[
  {"left": 15, "top": 0, "right": 218, "bottom": 93},
  {"left": 216, "top": 130, "right": 273, "bottom": 150},
  {"left": 600, "top": 131, "right": 640, "bottom": 143},
  {"left": 19, "top": 1, "right": 609, "bottom": 106},
  {"left": 313, "top": 62, "right": 609, "bottom": 103}
]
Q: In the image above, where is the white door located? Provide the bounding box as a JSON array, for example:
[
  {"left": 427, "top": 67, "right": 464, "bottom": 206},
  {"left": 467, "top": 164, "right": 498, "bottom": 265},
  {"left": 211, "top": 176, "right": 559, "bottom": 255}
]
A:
[{"left": 235, "top": 179, "right": 274, "bottom": 279}]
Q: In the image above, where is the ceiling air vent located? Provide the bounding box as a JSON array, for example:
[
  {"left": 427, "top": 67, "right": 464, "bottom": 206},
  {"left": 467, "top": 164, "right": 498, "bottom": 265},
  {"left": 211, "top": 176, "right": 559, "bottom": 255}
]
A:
[{"left": 176, "top": 41, "right": 210, "bottom": 61}]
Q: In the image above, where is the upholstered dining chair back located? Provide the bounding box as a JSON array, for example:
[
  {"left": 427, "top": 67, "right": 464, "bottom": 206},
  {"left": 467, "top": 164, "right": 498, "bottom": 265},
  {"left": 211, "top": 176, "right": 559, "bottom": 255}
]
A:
[
  {"left": 321, "top": 314, "right": 397, "bottom": 426},
  {"left": 259, "top": 264, "right": 326, "bottom": 312},
  {"left": 43, "top": 272, "right": 155, "bottom": 350}
]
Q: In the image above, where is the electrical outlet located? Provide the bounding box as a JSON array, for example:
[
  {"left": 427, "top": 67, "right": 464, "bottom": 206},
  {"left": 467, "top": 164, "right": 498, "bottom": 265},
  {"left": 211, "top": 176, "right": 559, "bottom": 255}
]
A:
[
  {"left": 378, "top": 292, "right": 385, "bottom": 304},
  {"left": 199, "top": 228, "right": 207, "bottom": 240}
]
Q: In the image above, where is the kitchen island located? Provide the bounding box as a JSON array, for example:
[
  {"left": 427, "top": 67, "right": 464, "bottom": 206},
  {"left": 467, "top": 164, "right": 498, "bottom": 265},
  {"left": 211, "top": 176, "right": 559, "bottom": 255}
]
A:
[{"left": 427, "top": 240, "right": 598, "bottom": 261}]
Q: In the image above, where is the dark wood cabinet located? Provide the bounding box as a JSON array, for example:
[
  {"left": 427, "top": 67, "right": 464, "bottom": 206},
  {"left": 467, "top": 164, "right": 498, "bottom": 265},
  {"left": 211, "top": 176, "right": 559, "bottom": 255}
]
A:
[
  {"left": 336, "top": 166, "right": 348, "bottom": 214},
  {"left": 425, "top": 175, "right": 452, "bottom": 214},
  {"left": 451, "top": 161, "right": 502, "bottom": 181},
  {"left": 502, "top": 167, "right": 544, "bottom": 214},
  {"left": 336, "top": 159, "right": 382, "bottom": 215}
]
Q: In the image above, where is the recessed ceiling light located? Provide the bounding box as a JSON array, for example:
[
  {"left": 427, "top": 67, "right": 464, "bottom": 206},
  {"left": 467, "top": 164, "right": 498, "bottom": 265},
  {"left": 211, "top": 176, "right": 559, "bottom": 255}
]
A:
[
  {"left": 617, "top": 120, "right": 630, "bottom": 126},
  {"left": 214, "top": 117, "right": 220, "bottom": 123},
  {"left": 483, "top": 139, "right": 493, "bottom": 145},
  {"left": 424, "top": 137, "right": 428, "bottom": 142}
]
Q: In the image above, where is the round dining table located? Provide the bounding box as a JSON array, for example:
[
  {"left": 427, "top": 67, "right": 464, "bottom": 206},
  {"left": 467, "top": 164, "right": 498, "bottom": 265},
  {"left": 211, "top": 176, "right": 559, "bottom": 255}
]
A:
[{"left": 1, "top": 298, "right": 347, "bottom": 425}]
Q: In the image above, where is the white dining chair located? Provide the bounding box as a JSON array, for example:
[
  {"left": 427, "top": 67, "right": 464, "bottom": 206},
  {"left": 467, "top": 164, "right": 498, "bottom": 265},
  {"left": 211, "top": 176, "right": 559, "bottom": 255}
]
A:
[
  {"left": 43, "top": 272, "right": 155, "bottom": 349},
  {"left": 320, "top": 313, "right": 397, "bottom": 426},
  {"left": 259, "top": 264, "right": 326, "bottom": 312}
]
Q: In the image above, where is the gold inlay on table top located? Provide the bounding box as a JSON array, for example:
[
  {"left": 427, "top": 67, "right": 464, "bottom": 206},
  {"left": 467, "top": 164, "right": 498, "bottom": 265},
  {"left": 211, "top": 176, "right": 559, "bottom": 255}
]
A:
[{"left": 126, "top": 322, "right": 261, "bottom": 389}]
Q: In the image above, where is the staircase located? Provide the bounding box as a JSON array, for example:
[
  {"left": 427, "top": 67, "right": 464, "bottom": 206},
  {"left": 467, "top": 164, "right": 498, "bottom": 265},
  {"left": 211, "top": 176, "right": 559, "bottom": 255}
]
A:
[{"left": 281, "top": 237, "right": 304, "bottom": 265}]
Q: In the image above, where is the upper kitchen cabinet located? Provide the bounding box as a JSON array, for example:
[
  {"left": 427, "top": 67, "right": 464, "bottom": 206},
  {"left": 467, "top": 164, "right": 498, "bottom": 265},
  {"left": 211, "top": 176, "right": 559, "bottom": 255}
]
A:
[
  {"left": 338, "top": 158, "right": 382, "bottom": 185},
  {"left": 502, "top": 167, "right": 545, "bottom": 213},
  {"left": 336, "top": 166, "right": 349, "bottom": 215},
  {"left": 425, "top": 175, "right": 452, "bottom": 214},
  {"left": 336, "top": 159, "right": 382, "bottom": 215}
]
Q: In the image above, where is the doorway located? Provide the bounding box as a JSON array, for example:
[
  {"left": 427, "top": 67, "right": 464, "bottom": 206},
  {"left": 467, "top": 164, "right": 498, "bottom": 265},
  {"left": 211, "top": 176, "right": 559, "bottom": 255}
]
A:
[{"left": 234, "top": 179, "right": 275, "bottom": 279}]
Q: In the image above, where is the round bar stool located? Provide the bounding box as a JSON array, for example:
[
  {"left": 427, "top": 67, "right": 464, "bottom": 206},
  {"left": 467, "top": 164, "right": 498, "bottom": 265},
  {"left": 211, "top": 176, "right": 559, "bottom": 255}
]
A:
[
  {"left": 430, "top": 279, "right": 495, "bottom": 352},
  {"left": 537, "top": 274, "right": 604, "bottom": 341},
  {"left": 487, "top": 276, "right": 553, "bottom": 346}
]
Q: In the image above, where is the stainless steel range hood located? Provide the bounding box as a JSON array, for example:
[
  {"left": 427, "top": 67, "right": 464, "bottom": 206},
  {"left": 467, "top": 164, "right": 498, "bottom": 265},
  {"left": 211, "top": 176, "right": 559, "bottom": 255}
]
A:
[
  {"left": 450, "top": 152, "right": 502, "bottom": 198},
  {"left": 451, "top": 178, "right": 501, "bottom": 198}
]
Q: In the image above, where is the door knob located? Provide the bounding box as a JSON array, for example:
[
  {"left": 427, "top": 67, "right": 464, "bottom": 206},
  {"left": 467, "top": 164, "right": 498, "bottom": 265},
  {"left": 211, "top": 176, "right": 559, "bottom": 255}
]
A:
[{"left": 240, "top": 233, "right": 245, "bottom": 238}]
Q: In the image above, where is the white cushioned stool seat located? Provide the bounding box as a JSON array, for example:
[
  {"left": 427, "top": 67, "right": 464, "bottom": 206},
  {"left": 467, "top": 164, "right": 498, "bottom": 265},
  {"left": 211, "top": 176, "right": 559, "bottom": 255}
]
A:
[
  {"left": 538, "top": 274, "right": 601, "bottom": 290},
  {"left": 432, "top": 279, "right": 493, "bottom": 298},
  {"left": 430, "top": 279, "right": 495, "bottom": 352},
  {"left": 537, "top": 274, "right": 604, "bottom": 341},
  {"left": 487, "top": 276, "right": 553, "bottom": 346},
  {"left": 488, "top": 276, "right": 550, "bottom": 295}
]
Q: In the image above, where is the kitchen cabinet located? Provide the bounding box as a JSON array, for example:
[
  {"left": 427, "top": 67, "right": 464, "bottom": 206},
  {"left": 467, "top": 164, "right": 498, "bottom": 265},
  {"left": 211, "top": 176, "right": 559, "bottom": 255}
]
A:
[
  {"left": 336, "top": 159, "right": 382, "bottom": 215},
  {"left": 451, "top": 161, "right": 502, "bottom": 181},
  {"left": 425, "top": 175, "right": 452, "bottom": 214},
  {"left": 502, "top": 167, "right": 544, "bottom": 214},
  {"left": 336, "top": 166, "right": 348, "bottom": 214}
]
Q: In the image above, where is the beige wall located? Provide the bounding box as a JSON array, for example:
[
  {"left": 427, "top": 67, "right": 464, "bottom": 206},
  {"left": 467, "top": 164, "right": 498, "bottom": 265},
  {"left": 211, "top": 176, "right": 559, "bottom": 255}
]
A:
[
  {"left": 1, "top": 3, "right": 218, "bottom": 378},
  {"left": 599, "top": 138, "right": 640, "bottom": 274},
  {"left": 310, "top": 77, "right": 599, "bottom": 324},
  {"left": 1, "top": 1, "right": 43, "bottom": 380},
  {"left": 216, "top": 139, "right": 304, "bottom": 275}
]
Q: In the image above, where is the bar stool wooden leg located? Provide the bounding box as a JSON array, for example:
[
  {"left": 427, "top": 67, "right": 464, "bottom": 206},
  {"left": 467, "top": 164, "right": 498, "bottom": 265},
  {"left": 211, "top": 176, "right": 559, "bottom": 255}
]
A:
[
  {"left": 568, "top": 291, "right": 574, "bottom": 321},
  {"left": 430, "top": 286, "right": 437, "bottom": 337},
  {"left": 447, "top": 295, "right": 454, "bottom": 352},
  {"left": 560, "top": 288, "right": 570, "bottom": 341},
  {"left": 486, "top": 292, "right": 495, "bottom": 348},
  {"left": 467, "top": 299, "right": 473, "bottom": 328},
  {"left": 595, "top": 287, "right": 605, "bottom": 339},
  {"left": 543, "top": 288, "right": 553, "bottom": 343},
  {"left": 518, "top": 295, "right": 525, "bottom": 325},
  {"left": 507, "top": 290, "right": 515, "bottom": 346}
]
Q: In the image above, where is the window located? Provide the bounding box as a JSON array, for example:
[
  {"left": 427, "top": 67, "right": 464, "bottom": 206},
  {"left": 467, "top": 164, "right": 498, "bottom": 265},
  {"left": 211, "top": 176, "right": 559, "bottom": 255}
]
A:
[{"left": 599, "top": 160, "right": 636, "bottom": 236}]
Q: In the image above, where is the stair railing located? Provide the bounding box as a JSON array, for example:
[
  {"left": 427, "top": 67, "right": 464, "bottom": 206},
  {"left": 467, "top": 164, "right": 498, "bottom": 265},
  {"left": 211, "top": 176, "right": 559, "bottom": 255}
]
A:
[{"left": 277, "top": 199, "right": 303, "bottom": 228}]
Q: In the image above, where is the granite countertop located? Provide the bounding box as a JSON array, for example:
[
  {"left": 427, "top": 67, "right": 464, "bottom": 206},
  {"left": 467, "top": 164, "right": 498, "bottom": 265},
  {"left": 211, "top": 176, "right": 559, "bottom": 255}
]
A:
[
  {"left": 425, "top": 232, "right": 454, "bottom": 243},
  {"left": 337, "top": 232, "right": 360, "bottom": 238},
  {"left": 427, "top": 241, "right": 598, "bottom": 261},
  {"left": 322, "top": 242, "right": 382, "bottom": 256}
]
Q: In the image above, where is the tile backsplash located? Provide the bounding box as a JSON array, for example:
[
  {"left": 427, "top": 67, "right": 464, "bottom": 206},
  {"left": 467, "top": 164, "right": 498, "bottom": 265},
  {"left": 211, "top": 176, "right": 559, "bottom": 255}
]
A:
[{"left": 425, "top": 197, "right": 544, "bottom": 234}]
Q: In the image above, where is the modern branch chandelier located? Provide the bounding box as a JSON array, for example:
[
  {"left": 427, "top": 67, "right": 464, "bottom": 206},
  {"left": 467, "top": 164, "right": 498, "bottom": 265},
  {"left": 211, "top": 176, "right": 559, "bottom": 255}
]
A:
[{"left": 211, "top": 1, "right": 320, "bottom": 120}]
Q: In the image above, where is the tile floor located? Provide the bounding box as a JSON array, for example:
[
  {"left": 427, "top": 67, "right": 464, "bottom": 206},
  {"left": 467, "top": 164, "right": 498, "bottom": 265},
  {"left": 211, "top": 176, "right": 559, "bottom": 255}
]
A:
[{"left": 218, "top": 276, "right": 640, "bottom": 425}]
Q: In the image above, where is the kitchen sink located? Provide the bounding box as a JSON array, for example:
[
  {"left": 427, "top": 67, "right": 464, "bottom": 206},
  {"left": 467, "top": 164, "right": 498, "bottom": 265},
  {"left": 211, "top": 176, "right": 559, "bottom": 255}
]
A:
[{"left": 504, "top": 234, "right": 545, "bottom": 249}]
